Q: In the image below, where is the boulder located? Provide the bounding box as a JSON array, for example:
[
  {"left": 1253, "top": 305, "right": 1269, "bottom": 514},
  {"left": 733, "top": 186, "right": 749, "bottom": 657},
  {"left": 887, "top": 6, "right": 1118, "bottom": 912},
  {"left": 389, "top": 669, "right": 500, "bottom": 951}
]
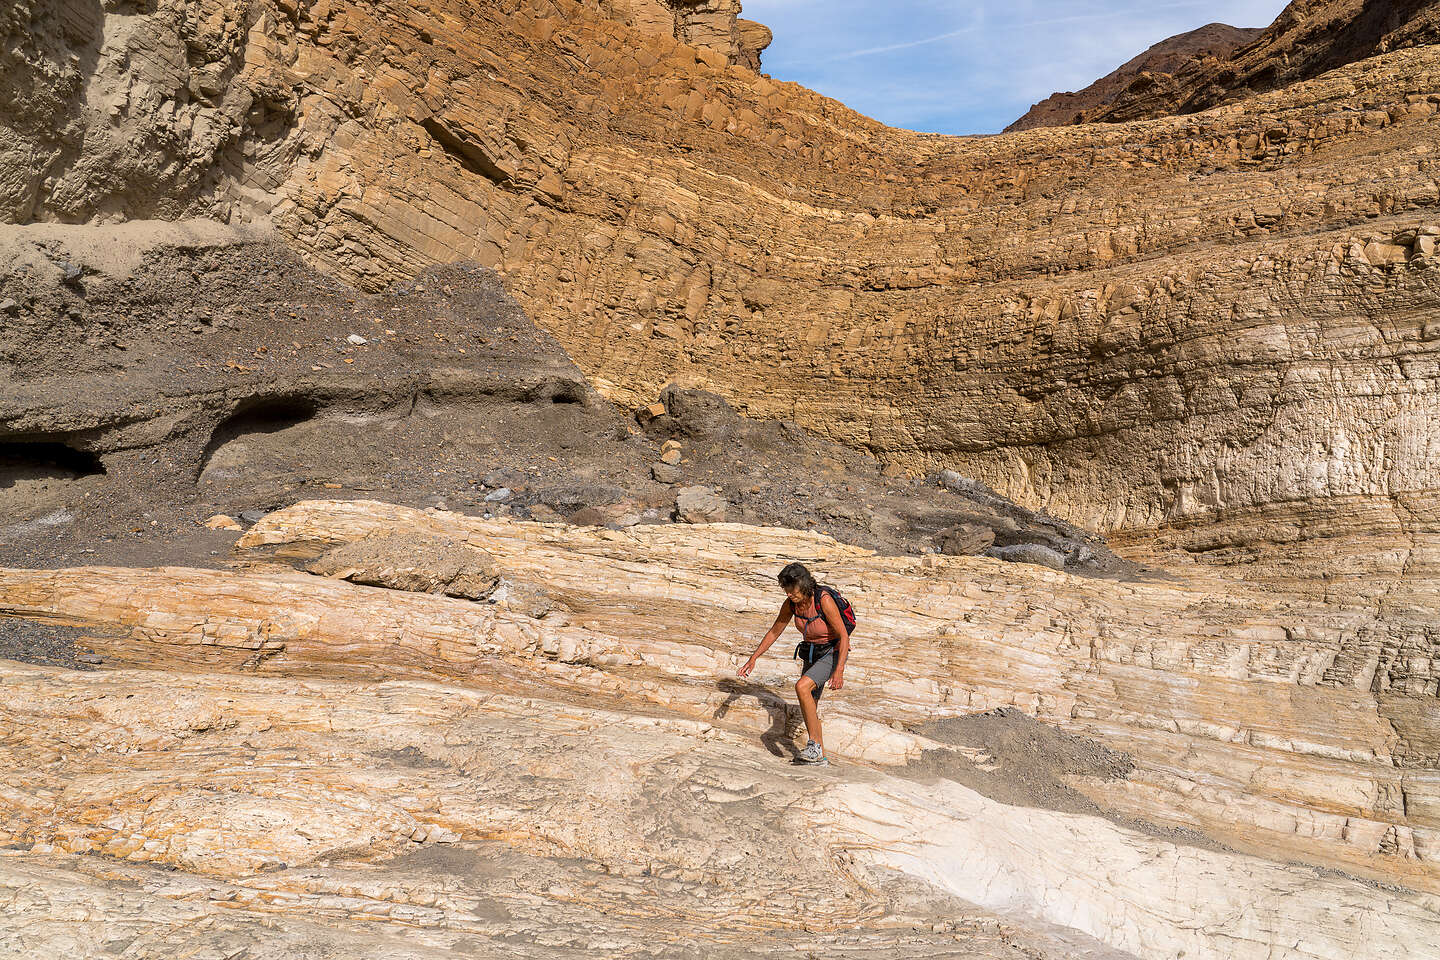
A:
[
  {"left": 203, "top": 514, "right": 242, "bottom": 531},
  {"left": 567, "top": 506, "right": 607, "bottom": 526},
  {"left": 308, "top": 533, "right": 500, "bottom": 600},
  {"left": 674, "top": 485, "right": 727, "bottom": 523},
  {"left": 1364, "top": 241, "right": 1408, "bottom": 266},
  {"left": 936, "top": 470, "right": 1001, "bottom": 500},
  {"left": 985, "top": 543, "right": 1067, "bottom": 571},
  {"left": 654, "top": 386, "right": 741, "bottom": 441},
  {"left": 936, "top": 523, "right": 996, "bottom": 556}
]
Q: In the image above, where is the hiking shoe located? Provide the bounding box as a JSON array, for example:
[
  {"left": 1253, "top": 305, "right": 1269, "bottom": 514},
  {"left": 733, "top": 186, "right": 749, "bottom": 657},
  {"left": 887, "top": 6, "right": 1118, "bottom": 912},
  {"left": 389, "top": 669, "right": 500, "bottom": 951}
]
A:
[{"left": 795, "top": 741, "right": 827, "bottom": 765}]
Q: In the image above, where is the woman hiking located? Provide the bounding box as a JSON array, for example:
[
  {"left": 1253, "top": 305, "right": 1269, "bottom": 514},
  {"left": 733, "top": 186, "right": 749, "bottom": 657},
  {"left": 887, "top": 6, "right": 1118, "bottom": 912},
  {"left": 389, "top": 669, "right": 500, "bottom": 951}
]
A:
[{"left": 737, "top": 562, "right": 850, "bottom": 765}]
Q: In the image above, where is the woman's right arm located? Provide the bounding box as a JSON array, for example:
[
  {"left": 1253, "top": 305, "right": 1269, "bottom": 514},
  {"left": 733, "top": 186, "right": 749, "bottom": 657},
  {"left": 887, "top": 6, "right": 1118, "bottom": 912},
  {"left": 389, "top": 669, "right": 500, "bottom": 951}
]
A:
[{"left": 738, "top": 602, "right": 791, "bottom": 677}]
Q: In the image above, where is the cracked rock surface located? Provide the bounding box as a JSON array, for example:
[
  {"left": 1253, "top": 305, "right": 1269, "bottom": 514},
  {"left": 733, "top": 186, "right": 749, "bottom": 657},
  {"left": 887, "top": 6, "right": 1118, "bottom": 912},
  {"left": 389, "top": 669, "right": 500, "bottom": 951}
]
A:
[{"left": 2, "top": 499, "right": 1438, "bottom": 958}]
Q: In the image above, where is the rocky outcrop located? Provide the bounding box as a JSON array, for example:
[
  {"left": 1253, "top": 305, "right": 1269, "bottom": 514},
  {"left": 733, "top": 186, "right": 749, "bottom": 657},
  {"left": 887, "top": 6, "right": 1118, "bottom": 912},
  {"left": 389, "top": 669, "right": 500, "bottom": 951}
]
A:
[
  {"left": 1006, "top": 23, "right": 1263, "bottom": 132},
  {"left": 5, "top": 3, "right": 1440, "bottom": 955},
  {"left": 1088, "top": 0, "right": 1440, "bottom": 123},
  {"left": 307, "top": 533, "right": 500, "bottom": 599},
  {"left": 602, "top": 0, "right": 771, "bottom": 70},
  {"left": 733, "top": 18, "right": 773, "bottom": 74},
  {"left": 2, "top": 498, "right": 1439, "bottom": 957},
  {"left": 3, "top": 0, "right": 1440, "bottom": 561}
]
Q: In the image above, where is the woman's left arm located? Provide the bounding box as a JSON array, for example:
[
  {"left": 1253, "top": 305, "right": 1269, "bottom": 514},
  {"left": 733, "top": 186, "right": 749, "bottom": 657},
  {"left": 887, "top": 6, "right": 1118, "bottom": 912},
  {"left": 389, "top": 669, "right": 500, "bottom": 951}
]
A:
[{"left": 819, "top": 593, "right": 850, "bottom": 689}]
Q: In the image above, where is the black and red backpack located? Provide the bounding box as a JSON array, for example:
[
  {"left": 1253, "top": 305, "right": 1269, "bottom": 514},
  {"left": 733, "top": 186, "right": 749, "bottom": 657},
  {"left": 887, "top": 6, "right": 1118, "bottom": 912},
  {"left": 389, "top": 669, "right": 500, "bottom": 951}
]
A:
[{"left": 816, "top": 584, "right": 858, "bottom": 635}]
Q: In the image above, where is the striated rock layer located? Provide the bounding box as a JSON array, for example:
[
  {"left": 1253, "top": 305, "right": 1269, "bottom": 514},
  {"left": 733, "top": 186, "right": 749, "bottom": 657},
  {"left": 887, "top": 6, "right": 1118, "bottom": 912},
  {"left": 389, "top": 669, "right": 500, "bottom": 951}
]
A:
[
  {"left": 5, "top": 1, "right": 1440, "bottom": 954},
  {"left": 5, "top": 0, "right": 1440, "bottom": 563},
  {"left": 3, "top": 499, "right": 1440, "bottom": 957},
  {"left": 4, "top": 0, "right": 1440, "bottom": 556}
]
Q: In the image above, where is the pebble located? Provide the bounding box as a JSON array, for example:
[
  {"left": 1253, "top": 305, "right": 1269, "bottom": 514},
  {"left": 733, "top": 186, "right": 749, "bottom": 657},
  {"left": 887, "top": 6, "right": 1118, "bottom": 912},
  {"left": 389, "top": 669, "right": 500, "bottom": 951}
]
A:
[{"left": 484, "top": 487, "right": 513, "bottom": 502}]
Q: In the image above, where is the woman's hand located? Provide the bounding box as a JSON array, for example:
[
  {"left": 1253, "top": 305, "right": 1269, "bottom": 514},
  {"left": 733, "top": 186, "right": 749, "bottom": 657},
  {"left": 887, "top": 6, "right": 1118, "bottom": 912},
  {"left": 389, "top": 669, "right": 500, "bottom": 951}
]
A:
[{"left": 737, "top": 657, "right": 756, "bottom": 678}]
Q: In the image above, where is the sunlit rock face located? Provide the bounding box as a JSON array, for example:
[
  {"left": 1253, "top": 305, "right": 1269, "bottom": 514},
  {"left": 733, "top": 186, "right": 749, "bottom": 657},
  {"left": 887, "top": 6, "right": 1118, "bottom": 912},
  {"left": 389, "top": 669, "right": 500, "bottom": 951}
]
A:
[
  {"left": 2, "top": 499, "right": 1439, "bottom": 958},
  {"left": 4, "top": 0, "right": 1440, "bottom": 951},
  {"left": 6, "top": 0, "right": 1440, "bottom": 553}
]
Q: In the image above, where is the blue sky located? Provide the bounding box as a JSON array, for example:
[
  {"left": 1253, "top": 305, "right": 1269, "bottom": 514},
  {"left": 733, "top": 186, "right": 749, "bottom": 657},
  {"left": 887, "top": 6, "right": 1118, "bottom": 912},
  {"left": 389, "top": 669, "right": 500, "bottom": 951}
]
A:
[{"left": 742, "top": 0, "right": 1292, "bottom": 134}]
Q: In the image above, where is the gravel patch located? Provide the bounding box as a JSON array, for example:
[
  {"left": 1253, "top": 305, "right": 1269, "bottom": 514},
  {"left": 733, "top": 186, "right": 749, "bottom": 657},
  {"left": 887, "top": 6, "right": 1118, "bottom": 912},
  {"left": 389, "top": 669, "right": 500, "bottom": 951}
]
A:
[{"left": 0, "top": 618, "right": 99, "bottom": 670}]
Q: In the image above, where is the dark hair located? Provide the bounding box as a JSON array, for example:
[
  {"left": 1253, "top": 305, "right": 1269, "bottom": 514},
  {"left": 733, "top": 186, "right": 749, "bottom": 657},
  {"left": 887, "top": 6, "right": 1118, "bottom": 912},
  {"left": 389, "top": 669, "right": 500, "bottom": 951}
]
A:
[{"left": 778, "top": 562, "right": 817, "bottom": 598}]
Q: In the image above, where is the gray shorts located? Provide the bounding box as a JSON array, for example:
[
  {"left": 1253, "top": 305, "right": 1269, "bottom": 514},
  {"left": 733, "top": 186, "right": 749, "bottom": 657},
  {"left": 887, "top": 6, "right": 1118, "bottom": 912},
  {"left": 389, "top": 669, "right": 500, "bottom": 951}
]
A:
[{"left": 797, "top": 642, "right": 837, "bottom": 701}]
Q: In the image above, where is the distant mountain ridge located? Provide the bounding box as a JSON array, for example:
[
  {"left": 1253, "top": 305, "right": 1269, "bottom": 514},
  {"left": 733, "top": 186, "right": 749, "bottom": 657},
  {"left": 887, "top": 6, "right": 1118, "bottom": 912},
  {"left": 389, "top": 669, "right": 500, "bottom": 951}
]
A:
[
  {"left": 1087, "top": 0, "right": 1440, "bottom": 123},
  {"left": 1005, "top": 23, "right": 1262, "bottom": 133},
  {"left": 1011, "top": 0, "right": 1440, "bottom": 130}
]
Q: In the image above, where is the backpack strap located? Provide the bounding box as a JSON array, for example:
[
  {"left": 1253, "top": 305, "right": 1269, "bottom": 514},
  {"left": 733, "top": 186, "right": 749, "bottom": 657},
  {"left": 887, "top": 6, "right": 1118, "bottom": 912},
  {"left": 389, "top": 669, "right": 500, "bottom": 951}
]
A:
[{"left": 794, "top": 595, "right": 824, "bottom": 627}]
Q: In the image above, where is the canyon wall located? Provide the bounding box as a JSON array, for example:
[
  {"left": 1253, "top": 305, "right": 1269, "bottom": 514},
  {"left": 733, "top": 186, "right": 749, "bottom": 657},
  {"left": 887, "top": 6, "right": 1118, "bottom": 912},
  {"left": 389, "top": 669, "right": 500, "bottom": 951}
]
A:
[{"left": 4, "top": 0, "right": 1440, "bottom": 551}]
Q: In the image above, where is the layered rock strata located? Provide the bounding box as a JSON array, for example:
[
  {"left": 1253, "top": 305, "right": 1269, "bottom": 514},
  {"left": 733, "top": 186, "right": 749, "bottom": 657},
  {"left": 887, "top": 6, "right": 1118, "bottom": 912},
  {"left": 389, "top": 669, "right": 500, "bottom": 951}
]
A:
[
  {"left": 2, "top": 499, "right": 1438, "bottom": 958},
  {"left": 3, "top": 1, "right": 1439, "bottom": 954},
  {"left": 1, "top": 660, "right": 1143, "bottom": 960},
  {"left": 0, "top": 227, "right": 1119, "bottom": 573},
  {"left": 8, "top": 0, "right": 1440, "bottom": 556}
]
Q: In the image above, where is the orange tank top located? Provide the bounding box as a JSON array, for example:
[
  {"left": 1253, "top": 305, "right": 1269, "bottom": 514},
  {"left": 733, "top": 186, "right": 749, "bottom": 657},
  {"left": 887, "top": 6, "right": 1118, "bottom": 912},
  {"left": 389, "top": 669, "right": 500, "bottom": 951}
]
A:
[{"left": 791, "top": 595, "right": 837, "bottom": 642}]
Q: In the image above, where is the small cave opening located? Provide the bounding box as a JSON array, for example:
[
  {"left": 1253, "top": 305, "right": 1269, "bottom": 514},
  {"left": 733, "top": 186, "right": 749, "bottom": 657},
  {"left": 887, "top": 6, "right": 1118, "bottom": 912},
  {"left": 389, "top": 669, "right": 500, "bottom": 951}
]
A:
[
  {"left": 525, "top": 377, "right": 588, "bottom": 405},
  {"left": 0, "top": 441, "right": 107, "bottom": 489},
  {"left": 199, "top": 397, "right": 321, "bottom": 476}
]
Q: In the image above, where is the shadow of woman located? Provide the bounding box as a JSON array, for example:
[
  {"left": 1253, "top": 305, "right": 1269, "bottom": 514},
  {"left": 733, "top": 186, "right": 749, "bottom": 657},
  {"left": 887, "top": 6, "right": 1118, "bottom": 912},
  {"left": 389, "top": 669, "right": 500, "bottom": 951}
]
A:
[{"left": 713, "top": 678, "right": 802, "bottom": 758}]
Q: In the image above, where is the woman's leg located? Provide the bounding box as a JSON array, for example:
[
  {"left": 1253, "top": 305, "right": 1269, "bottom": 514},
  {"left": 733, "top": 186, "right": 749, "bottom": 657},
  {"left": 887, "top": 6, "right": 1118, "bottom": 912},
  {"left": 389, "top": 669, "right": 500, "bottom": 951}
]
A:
[{"left": 795, "top": 675, "right": 823, "bottom": 750}]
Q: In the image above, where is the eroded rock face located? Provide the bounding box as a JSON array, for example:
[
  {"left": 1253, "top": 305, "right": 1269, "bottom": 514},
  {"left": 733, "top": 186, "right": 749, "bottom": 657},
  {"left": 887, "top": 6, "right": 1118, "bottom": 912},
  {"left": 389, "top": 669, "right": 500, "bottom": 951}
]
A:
[
  {"left": 7, "top": 0, "right": 1440, "bottom": 556},
  {"left": 3, "top": 1, "right": 1438, "bottom": 953},
  {"left": 0, "top": 228, "right": 1122, "bottom": 573},
  {"left": 2, "top": 498, "right": 1439, "bottom": 957},
  {"left": 602, "top": 0, "right": 770, "bottom": 69}
]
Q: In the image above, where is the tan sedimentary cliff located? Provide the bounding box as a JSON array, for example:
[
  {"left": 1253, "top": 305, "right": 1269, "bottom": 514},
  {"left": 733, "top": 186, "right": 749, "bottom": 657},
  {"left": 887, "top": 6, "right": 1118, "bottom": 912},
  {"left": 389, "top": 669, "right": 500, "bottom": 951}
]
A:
[
  {"left": 2, "top": 499, "right": 1439, "bottom": 957},
  {"left": 7, "top": 0, "right": 1440, "bottom": 554}
]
